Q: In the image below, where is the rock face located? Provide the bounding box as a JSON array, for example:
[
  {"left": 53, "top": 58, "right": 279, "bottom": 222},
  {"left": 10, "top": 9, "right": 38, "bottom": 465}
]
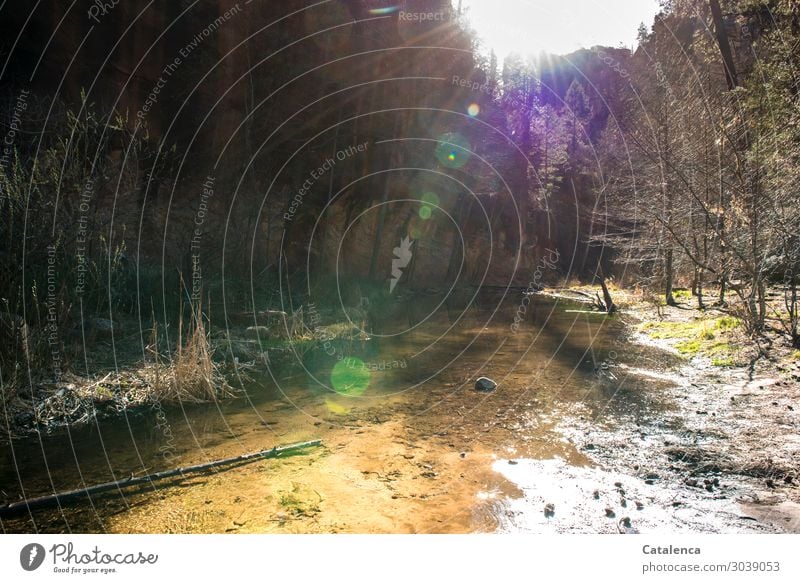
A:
[
  {"left": 1, "top": 0, "right": 632, "bottom": 307},
  {"left": 474, "top": 377, "right": 497, "bottom": 392},
  {"left": 0, "top": 0, "right": 556, "bottom": 291}
]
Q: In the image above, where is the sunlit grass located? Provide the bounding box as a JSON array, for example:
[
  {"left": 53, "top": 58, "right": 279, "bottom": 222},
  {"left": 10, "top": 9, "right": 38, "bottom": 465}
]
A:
[
  {"left": 642, "top": 316, "right": 741, "bottom": 363},
  {"left": 716, "top": 315, "right": 740, "bottom": 331},
  {"left": 146, "top": 306, "right": 233, "bottom": 403},
  {"left": 711, "top": 356, "right": 735, "bottom": 367}
]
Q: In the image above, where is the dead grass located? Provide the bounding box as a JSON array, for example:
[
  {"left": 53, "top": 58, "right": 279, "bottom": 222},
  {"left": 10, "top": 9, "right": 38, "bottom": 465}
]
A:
[{"left": 145, "top": 304, "right": 234, "bottom": 403}]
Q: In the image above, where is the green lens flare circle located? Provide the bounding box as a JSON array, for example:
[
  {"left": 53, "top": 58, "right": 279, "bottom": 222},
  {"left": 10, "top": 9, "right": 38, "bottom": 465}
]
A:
[
  {"left": 330, "top": 358, "right": 371, "bottom": 396},
  {"left": 421, "top": 191, "right": 439, "bottom": 206},
  {"left": 418, "top": 192, "right": 439, "bottom": 220},
  {"left": 435, "top": 132, "right": 471, "bottom": 169}
]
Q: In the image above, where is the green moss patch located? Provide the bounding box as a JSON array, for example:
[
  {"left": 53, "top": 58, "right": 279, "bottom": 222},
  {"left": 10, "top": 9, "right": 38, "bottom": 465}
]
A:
[{"left": 642, "top": 316, "right": 740, "bottom": 362}]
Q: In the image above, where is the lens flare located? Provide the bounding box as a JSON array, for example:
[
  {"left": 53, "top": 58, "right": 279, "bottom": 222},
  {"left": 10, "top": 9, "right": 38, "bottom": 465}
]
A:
[
  {"left": 419, "top": 191, "right": 439, "bottom": 220},
  {"left": 324, "top": 398, "right": 350, "bottom": 415},
  {"left": 467, "top": 103, "right": 480, "bottom": 116},
  {"left": 330, "top": 358, "right": 370, "bottom": 395},
  {"left": 368, "top": 6, "right": 399, "bottom": 15},
  {"left": 435, "top": 132, "right": 470, "bottom": 169}
]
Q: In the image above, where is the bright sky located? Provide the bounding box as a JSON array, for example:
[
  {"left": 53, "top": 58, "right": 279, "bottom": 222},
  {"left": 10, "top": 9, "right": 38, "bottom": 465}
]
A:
[{"left": 459, "top": 0, "right": 661, "bottom": 58}]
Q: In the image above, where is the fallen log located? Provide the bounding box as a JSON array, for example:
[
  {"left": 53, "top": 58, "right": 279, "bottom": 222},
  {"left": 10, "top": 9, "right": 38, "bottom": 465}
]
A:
[
  {"left": 0, "top": 439, "right": 322, "bottom": 518},
  {"left": 533, "top": 290, "right": 595, "bottom": 303}
]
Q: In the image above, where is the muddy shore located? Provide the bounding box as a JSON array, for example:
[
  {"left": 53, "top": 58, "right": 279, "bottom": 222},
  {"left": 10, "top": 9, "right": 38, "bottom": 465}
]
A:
[{"left": 540, "top": 297, "right": 800, "bottom": 534}]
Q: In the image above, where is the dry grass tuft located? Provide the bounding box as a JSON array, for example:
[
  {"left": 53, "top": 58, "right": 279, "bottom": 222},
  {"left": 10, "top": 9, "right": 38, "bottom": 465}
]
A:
[{"left": 146, "top": 303, "right": 234, "bottom": 403}]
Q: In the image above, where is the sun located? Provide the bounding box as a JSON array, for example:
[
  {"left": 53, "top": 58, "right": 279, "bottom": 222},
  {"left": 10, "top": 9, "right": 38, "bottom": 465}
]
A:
[{"left": 457, "top": 0, "right": 661, "bottom": 58}]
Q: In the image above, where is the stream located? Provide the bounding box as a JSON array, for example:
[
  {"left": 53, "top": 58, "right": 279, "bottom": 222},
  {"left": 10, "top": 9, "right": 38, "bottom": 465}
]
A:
[{"left": 0, "top": 291, "right": 784, "bottom": 533}]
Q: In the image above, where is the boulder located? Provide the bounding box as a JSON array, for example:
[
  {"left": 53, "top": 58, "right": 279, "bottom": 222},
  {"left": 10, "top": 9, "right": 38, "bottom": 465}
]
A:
[
  {"left": 474, "top": 377, "right": 497, "bottom": 392},
  {"left": 245, "top": 325, "right": 271, "bottom": 339},
  {"left": 225, "top": 339, "right": 263, "bottom": 363}
]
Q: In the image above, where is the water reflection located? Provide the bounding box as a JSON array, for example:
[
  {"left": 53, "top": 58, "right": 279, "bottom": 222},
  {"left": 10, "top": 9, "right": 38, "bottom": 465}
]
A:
[{"left": 0, "top": 291, "right": 675, "bottom": 532}]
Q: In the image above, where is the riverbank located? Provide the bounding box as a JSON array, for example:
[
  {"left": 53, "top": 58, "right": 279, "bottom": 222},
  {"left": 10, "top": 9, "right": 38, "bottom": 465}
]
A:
[
  {"left": 0, "top": 304, "right": 367, "bottom": 441},
  {"left": 542, "top": 285, "right": 800, "bottom": 533},
  {"left": 2, "top": 286, "right": 797, "bottom": 534}
]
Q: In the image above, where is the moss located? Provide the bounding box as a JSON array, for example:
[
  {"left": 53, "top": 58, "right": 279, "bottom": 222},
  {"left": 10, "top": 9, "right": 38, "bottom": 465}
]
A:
[
  {"left": 675, "top": 338, "right": 703, "bottom": 355},
  {"left": 258, "top": 337, "right": 314, "bottom": 350},
  {"left": 278, "top": 483, "right": 321, "bottom": 517},
  {"left": 643, "top": 320, "right": 707, "bottom": 340},
  {"left": 673, "top": 289, "right": 692, "bottom": 300},
  {"left": 715, "top": 316, "right": 741, "bottom": 331},
  {"left": 712, "top": 356, "right": 735, "bottom": 367},
  {"left": 708, "top": 341, "right": 733, "bottom": 354},
  {"left": 643, "top": 317, "right": 739, "bottom": 362}
]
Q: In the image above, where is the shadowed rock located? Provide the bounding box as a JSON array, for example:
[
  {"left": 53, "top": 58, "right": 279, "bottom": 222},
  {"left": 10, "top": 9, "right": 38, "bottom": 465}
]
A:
[{"left": 474, "top": 377, "right": 497, "bottom": 392}]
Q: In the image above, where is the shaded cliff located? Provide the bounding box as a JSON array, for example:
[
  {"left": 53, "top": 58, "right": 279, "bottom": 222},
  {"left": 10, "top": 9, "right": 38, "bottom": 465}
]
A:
[{"left": 1, "top": 0, "right": 562, "bottom": 305}]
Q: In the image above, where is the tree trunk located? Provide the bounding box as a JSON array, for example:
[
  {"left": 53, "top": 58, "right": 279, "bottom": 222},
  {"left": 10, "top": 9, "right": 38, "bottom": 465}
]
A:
[
  {"left": 757, "top": 279, "right": 766, "bottom": 331},
  {"left": 790, "top": 277, "right": 800, "bottom": 347},
  {"left": 696, "top": 268, "right": 705, "bottom": 309},
  {"left": 665, "top": 248, "right": 677, "bottom": 306},
  {"left": 597, "top": 264, "right": 616, "bottom": 313},
  {"left": 709, "top": 0, "right": 739, "bottom": 90},
  {"left": 600, "top": 278, "right": 616, "bottom": 314},
  {"left": 368, "top": 145, "right": 400, "bottom": 280}
]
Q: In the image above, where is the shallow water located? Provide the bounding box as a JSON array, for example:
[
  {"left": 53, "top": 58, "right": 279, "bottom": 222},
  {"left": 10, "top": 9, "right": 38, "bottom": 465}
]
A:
[{"left": 0, "top": 291, "right": 682, "bottom": 533}]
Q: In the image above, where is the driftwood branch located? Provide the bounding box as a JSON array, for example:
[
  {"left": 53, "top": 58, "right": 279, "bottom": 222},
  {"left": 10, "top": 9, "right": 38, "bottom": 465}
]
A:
[
  {"left": 600, "top": 280, "right": 617, "bottom": 313},
  {"left": 595, "top": 265, "right": 617, "bottom": 314},
  {"left": 534, "top": 290, "right": 595, "bottom": 303},
  {"left": 0, "top": 439, "right": 322, "bottom": 518}
]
